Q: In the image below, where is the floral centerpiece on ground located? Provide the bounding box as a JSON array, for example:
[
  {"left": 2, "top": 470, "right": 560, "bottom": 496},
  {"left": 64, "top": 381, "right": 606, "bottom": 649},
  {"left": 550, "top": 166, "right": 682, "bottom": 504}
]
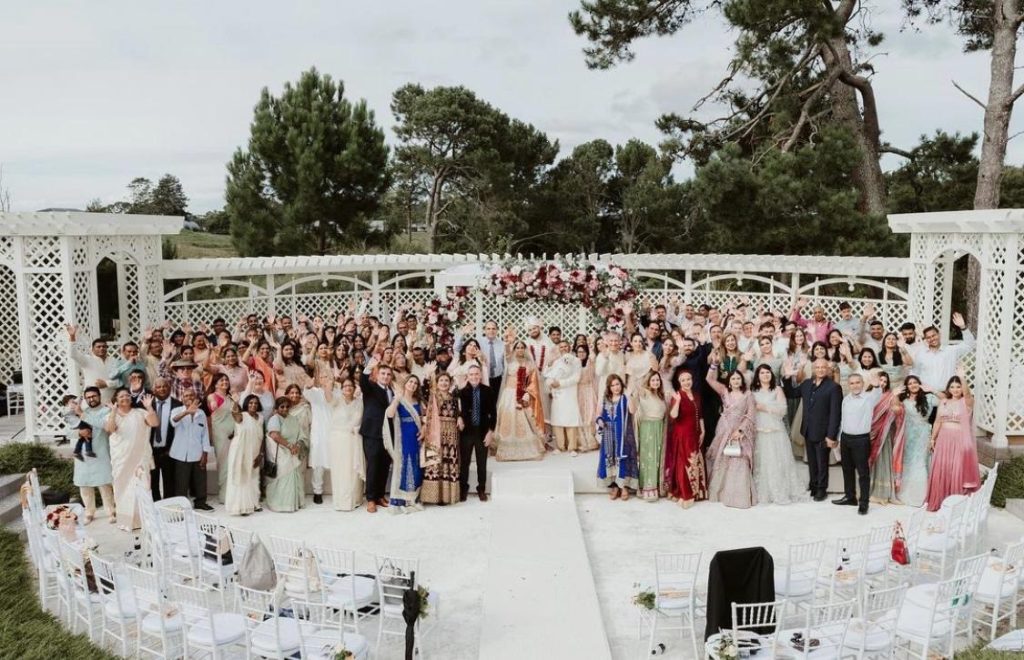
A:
[{"left": 417, "top": 584, "right": 431, "bottom": 619}]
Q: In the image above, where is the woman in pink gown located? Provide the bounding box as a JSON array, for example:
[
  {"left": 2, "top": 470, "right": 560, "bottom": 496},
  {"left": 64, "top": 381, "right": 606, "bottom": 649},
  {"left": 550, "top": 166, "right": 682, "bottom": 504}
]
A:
[{"left": 924, "top": 371, "right": 981, "bottom": 511}]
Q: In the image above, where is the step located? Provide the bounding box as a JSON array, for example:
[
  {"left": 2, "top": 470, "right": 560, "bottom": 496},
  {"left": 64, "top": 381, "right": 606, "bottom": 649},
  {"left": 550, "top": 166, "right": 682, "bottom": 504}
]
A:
[
  {"left": 0, "top": 492, "right": 25, "bottom": 526},
  {"left": 0, "top": 473, "right": 24, "bottom": 499},
  {"left": 1006, "top": 499, "right": 1024, "bottom": 522}
]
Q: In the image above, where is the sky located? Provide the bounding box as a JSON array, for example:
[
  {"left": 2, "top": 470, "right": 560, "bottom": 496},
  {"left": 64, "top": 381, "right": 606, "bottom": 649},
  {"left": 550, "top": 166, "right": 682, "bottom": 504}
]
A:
[{"left": 1, "top": 1, "right": 1018, "bottom": 213}]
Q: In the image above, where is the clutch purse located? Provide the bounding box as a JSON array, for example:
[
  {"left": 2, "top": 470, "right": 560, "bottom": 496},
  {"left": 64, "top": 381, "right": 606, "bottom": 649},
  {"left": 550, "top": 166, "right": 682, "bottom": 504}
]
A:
[{"left": 723, "top": 441, "right": 742, "bottom": 458}]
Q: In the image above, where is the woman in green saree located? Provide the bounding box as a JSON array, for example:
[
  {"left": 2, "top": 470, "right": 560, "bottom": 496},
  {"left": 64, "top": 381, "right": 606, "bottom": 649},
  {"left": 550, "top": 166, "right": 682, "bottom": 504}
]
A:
[{"left": 264, "top": 396, "right": 308, "bottom": 512}]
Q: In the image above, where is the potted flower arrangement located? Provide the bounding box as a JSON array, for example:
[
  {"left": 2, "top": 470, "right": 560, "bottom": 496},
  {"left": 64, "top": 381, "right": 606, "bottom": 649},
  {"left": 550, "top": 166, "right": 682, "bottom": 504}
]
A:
[
  {"left": 632, "top": 583, "right": 655, "bottom": 610},
  {"left": 417, "top": 584, "right": 431, "bottom": 619},
  {"left": 711, "top": 632, "right": 740, "bottom": 659}
]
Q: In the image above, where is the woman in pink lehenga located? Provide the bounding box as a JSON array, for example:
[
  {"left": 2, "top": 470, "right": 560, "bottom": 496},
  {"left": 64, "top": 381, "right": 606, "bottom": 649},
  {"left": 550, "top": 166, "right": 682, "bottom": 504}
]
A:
[
  {"left": 924, "top": 370, "right": 981, "bottom": 512},
  {"left": 704, "top": 357, "right": 757, "bottom": 509}
]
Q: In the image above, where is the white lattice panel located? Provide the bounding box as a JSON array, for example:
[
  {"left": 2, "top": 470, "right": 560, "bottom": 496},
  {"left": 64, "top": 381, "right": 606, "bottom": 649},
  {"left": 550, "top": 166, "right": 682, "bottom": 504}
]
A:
[
  {"left": 27, "top": 269, "right": 68, "bottom": 433},
  {"left": 0, "top": 237, "right": 13, "bottom": 267},
  {"left": 25, "top": 236, "right": 61, "bottom": 269},
  {"left": 1010, "top": 250, "right": 1024, "bottom": 432},
  {"left": 0, "top": 265, "right": 19, "bottom": 385},
  {"left": 164, "top": 296, "right": 270, "bottom": 326}
]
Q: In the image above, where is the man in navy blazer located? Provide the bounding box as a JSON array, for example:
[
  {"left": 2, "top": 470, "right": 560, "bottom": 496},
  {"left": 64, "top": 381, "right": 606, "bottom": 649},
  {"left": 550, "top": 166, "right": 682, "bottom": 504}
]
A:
[
  {"left": 360, "top": 358, "right": 395, "bottom": 513},
  {"left": 793, "top": 359, "right": 842, "bottom": 501}
]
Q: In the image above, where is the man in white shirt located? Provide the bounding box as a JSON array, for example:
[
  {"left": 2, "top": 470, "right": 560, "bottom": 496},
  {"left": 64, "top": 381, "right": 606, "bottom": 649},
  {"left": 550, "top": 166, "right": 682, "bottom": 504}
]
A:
[
  {"left": 834, "top": 372, "right": 882, "bottom": 515},
  {"left": 65, "top": 325, "right": 115, "bottom": 402},
  {"left": 169, "top": 389, "right": 213, "bottom": 510},
  {"left": 544, "top": 341, "right": 583, "bottom": 455},
  {"left": 910, "top": 312, "right": 976, "bottom": 391}
]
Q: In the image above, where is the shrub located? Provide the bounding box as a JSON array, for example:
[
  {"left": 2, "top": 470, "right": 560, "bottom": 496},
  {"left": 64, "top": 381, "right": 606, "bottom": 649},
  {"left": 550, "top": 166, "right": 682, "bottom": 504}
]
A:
[
  {"left": 956, "top": 643, "right": 1021, "bottom": 659},
  {"left": 0, "top": 443, "right": 77, "bottom": 500},
  {"left": 0, "top": 528, "right": 117, "bottom": 659},
  {"left": 990, "top": 454, "right": 1024, "bottom": 508}
]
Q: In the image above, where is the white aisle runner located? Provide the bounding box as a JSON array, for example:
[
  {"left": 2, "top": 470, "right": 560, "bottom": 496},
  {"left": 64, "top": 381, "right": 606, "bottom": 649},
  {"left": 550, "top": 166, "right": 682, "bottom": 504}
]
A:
[{"left": 479, "top": 469, "right": 612, "bottom": 660}]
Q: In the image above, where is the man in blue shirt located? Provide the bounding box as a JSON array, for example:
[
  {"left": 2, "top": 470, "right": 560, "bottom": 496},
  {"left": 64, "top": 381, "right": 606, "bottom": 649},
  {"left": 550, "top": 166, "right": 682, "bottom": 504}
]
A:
[{"left": 169, "top": 388, "right": 213, "bottom": 510}]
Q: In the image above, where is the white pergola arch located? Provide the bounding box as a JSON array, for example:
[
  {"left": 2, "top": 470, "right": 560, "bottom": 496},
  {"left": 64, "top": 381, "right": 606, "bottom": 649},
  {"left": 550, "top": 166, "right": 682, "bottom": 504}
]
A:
[{"left": 3, "top": 210, "right": 1022, "bottom": 450}]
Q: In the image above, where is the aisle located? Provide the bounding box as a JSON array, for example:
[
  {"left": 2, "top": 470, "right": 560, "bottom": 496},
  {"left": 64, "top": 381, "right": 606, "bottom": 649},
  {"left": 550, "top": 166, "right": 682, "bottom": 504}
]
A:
[{"left": 479, "top": 469, "right": 612, "bottom": 660}]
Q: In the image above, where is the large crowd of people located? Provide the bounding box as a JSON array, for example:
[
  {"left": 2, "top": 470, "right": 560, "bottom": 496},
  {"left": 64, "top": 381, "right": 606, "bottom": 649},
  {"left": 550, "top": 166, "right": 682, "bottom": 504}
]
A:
[{"left": 58, "top": 293, "right": 982, "bottom": 530}]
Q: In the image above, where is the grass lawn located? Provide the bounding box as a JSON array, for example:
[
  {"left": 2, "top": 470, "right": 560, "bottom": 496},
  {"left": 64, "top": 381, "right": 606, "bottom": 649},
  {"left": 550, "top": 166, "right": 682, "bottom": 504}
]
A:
[
  {"left": 0, "top": 527, "right": 117, "bottom": 659},
  {"left": 168, "top": 230, "right": 238, "bottom": 258}
]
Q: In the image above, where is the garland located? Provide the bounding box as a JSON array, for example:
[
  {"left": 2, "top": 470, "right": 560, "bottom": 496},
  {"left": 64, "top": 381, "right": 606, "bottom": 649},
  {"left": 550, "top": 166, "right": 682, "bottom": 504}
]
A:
[{"left": 420, "top": 257, "right": 639, "bottom": 347}]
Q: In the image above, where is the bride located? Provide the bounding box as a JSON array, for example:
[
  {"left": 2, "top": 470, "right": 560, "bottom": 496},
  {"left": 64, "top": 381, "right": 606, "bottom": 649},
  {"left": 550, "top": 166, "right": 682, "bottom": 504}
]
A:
[
  {"left": 750, "top": 365, "right": 806, "bottom": 504},
  {"left": 495, "top": 330, "right": 546, "bottom": 462}
]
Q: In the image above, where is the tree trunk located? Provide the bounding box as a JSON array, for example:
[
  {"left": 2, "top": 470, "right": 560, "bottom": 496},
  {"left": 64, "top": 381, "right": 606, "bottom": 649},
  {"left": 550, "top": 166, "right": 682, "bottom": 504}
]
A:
[
  {"left": 968, "top": 0, "right": 1021, "bottom": 329},
  {"left": 824, "top": 36, "right": 888, "bottom": 217}
]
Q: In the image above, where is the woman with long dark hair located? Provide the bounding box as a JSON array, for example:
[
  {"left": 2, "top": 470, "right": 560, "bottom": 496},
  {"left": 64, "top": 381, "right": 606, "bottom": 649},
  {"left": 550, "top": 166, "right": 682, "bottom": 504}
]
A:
[
  {"left": 892, "top": 375, "right": 935, "bottom": 507},
  {"left": 597, "top": 374, "right": 638, "bottom": 501},
  {"left": 751, "top": 365, "right": 805, "bottom": 504},
  {"left": 630, "top": 371, "right": 667, "bottom": 501},
  {"left": 924, "top": 370, "right": 981, "bottom": 511},
  {"left": 704, "top": 359, "right": 757, "bottom": 509},
  {"left": 575, "top": 343, "right": 600, "bottom": 452}
]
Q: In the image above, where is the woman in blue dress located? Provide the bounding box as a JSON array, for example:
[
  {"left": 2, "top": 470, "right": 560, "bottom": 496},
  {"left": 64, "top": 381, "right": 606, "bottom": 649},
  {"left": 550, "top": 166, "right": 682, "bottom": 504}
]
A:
[
  {"left": 385, "top": 374, "right": 424, "bottom": 513},
  {"left": 597, "top": 374, "right": 639, "bottom": 500},
  {"left": 894, "top": 375, "right": 935, "bottom": 507}
]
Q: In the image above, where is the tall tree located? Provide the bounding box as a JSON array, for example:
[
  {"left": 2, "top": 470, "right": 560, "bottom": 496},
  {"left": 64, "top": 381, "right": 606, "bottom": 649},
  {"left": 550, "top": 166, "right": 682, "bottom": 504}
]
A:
[
  {"left": 886, "top": 131, "right": 980, "bottom": 213},
  {"left": 570, "top": 0, "right": 891, "bottom": 215},
  {"left": 613, "top": 139, "right": 683, "bottom": 253},
  {"left": 88, "top": 173, "right": 190, "bottom": 216},
  {"left": 391, "top": 84, "right": 557, "bottom": 253},
  {"left": 225, "top": 68, "right": 390, "bottom": 256}
]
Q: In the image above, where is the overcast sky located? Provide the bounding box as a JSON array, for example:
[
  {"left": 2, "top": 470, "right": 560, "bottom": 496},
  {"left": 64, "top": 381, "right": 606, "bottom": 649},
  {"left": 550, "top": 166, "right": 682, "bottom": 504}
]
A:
[{"left": 1, "top": 1, "right": 1017, "bottom": 213}]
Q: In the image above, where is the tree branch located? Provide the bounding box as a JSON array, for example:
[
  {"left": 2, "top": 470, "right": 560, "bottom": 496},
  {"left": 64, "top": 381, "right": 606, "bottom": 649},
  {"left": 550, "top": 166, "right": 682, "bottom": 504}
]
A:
[
  {"left": 837, "top": 69, "right": 881, "bottom": 149},
  {"left": 952, "top": 80, "right": 988, "bottom": 110},
  {"left": 724, "top": 43, "right": 820, "bottom": 142},
  {"left": 880, "top": 143, "right": 915, "bottom": 159},
  {"left": 781, "top": 66, "right": 842, "bottom": 152},
  {"left": 1010, "top": 81, "right": 1024, "bottom": 105}
]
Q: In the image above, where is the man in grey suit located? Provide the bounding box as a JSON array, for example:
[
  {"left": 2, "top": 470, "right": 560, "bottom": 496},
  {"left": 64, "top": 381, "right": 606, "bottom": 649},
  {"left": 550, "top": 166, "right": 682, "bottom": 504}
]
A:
[{"left": 793, "top": 359, "right": 842, "bottom": 501}]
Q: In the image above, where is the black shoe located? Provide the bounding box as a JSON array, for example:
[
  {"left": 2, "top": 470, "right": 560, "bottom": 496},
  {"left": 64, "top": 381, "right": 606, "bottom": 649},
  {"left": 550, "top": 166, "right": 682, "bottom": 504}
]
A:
[
  {"left": 313, "top": 494, "right": 323, "bottom": 505},
  {"left": 459, "top": 492, "right": 468, "bottom": 503},
  {"left": 195, "top": 503, "right": 214, "bottom": 511},
  {"left": 84, "top": 450, "right": 96, "bottom": 458},
  {"left": 858, "top": 503, "right": 869, "bottom": 515},
  {"left": 73, "top": 452, "right": 84, "bottom": 462},
  {"left": 812, "top": 492, "right": 827, "bottom": 502},
  {"left": 832, "top": 497, "right": 858, "bottom": 506}
]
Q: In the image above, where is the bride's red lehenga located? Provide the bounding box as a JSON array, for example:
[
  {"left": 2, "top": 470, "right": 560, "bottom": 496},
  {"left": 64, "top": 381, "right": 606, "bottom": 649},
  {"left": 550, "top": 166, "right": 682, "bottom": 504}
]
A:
[{"left": 664, "top": 391, "right": 708, "bottom": 501}]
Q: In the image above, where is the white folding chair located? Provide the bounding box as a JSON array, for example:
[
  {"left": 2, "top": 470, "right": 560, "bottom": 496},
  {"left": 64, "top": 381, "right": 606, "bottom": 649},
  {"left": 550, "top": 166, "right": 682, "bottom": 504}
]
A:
[
  {"left": 778, "top": 597, "right": 856, "bottom": 659},
  {"left": 192, "top": 512, "right": 238, "bottom": 608},
  {"left": 841, "top": 583, "right": 907, "bottom": 659},
  {"left": 915, "top": 497, "right": 968, "bottom": 580},
  {"left": 374, "top": 555, "right": 425, "bottom": 657},
  {"left": 238, "top": 584, "right": 306, "bottom": 659},
  {"left": 863, "top": 524, "right": 896, "bottom": 589},
  {"left": 896, "top": 553, "right": 987, "bottom": 658},
  {"left": 774, "top": 539, "right": 826, "bottom": 620},
  {"left": 22, "top": 507, "right": 63, "bottom": 616},
  {"left": 168, "top": 581, "right": 246, "bottom": 659},
  {"left": 58, "top": 539, "right": 103, "bottom": 641},
  {"left": 126, "top": 564, "right": 183, "bottom": 659},
  {"left": 292, "top": 597, "right": 372, "bottom": 660},
  {"left": 976, "top": 462, "right": 999, "bottom": 543},
  {"left": 972, "top": 540, "right": 1024, "bottom": 642},
  {"left": 314, "top": 545, "right": 379, "bottom": 633},
  {"left": 705, "top": 599, "right": 785, "bottom": 659},
  {"left": 267, "top": 534, "right": 307, "bottom": 572},
  {"left": 636, "top": 551, "right": 702, "bottom": 660},
  {"left": 25, "top": 469, "right": 45, "bottom": 523},
  {"left": 90, "top": 553, "right": 137, "bottom": 656}
]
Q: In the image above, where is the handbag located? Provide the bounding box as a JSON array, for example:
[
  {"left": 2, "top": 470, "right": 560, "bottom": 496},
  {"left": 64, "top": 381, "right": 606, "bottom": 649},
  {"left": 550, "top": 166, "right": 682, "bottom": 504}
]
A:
[
  {"left": 891, "top": 521, "right": 910, "bottom": 565},
  {"left": 237, "top": 535, "right": 277, "bottom": 590},
  {"left": 723, "top": 440, "right": 742, "bottom": 458},
  {"left": 261, "top": 441, "right": 279, "bottom": 480}
]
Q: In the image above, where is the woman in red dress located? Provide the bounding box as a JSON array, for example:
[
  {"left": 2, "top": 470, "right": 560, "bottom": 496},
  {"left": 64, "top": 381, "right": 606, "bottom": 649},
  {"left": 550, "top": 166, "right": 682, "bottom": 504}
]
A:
[{"left": 664, "top": 368, "right": 707, "bottom": 508}]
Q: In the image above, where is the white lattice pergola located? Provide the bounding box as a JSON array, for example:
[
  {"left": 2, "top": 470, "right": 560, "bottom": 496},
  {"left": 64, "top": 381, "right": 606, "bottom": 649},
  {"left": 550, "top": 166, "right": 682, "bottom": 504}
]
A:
[
  {"left": 890, "top": 209, "right": 1024, "bottom": 447},
  {"left": 4, "top": 209, "right": 1023, "bottom": 449},
  {"left": 0, "top": 212, "right": 182, "bottom": 439}
]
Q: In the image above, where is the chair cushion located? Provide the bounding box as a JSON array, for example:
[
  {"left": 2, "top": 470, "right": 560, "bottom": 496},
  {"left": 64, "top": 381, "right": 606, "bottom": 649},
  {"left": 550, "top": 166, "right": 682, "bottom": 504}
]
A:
[
  {"left": 903, "top": 583, "right": 936, "bottom": 610},
  {"left": 896, "top": 602, "right": 951, "bottom": 639},
  {"left": 326, "top": 575, "right": 377, "bottom": 609},
  {"left": 864, "top": 557, "right": 887, "bottom": 575},
  {"left": 250, "top": 617, "right": 305, "bottom": 652},
  {"left": 655, "top": 577, "right": 696, "bottom": 610},
  {"left": 774, "top": 568, "right": 815, "bottom": 597},
  {"left": 917, "top": 530, "right": 956, "bottom": 552},
  {"left": 186, "top": 612, "right": 246, "bottom": 646},
  {"left": 975, "top": 557, "right": 1019, "bottom": 602},
  {"left": 142, "top": 611, "right": 182, "bottom": 634},
  {"left": 103, "top": 594, "right": 138, "bottom": 620},
  {"left": 842, "top": 612, "right": 896, "bottom": 652},
  {"left": 303, "top": 630, "right": 370, "bottom": 660}
]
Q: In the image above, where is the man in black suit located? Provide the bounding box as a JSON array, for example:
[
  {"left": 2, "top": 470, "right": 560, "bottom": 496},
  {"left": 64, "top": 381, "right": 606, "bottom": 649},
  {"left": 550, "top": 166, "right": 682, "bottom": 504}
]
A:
[
  {"left": 360, "top": 358, "right": 395, "bottom": 513},
  {"left": 457, "top": 365, "right": 497, "bottom": 502},
  {"left": 792, "top": 359, "right": 842, "bottom": 501},
  {"left": 148, "top": 377, "right": 180, "bottom": 500}
]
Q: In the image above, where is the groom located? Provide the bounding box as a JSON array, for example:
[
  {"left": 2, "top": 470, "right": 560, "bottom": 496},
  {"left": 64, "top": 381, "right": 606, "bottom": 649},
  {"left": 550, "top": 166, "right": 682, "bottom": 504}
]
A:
[
  {"left": 793, "top": 359, "right": 841, "bottom": 502},
  {"left": 360, "top": 358, "right": 395, "bottom": 513}
]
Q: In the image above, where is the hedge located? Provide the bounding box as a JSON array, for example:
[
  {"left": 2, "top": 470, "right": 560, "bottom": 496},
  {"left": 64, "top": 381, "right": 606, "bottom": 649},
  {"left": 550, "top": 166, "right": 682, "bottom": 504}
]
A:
[
  {"left": 0, "top": 443, "right": 77, "bottom": 500},
  {"left": 990, "top": 454, "right": 1024, "bottom": 508}
]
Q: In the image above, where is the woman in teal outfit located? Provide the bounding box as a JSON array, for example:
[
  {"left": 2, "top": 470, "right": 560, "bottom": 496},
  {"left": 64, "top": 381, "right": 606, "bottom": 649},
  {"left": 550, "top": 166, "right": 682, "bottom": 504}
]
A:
[
  {"left": 264, "top": 396, "right": 308, "bottom": 512},
  {"left": 894, "top": 375, "right": 935, "bottom": 508}
]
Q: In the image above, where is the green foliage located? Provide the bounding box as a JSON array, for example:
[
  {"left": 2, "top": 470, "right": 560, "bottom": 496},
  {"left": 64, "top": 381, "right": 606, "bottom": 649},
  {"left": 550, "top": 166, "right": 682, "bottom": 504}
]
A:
[
  {"left": 90, "top": 173, "right": 190, "bottom": 216},
  {"left": 901, "top": 1, "right": 1000, "bottom": 52},
  {"left": 390, "top": 83, "right": 558, "bottom": 253},
  {"left": 197, "top": 208, "right": 230, "bottom": 234},
  {"left": 0, "top": 443, "right": 76, "bottom": 500},
  {"left": 226, "top": 68, "right": 391, "bottom": 256},
  {"left": 955, "top": 642, "right": 1022, "bottom": 659},
  {"left": 167, "top": 230, "right": 239, "bottom": 259},
  {"left": 686, "top": 126, "right": 905, "bottom": 256},
  {"left": 886, "top": 131, "right": 980, "bottom": 214},
  {"left": 990, "top": 454, "right": 1024, "bottom": 508},
  {"left": 161, "top": 236, "right": 178, "bottom": 260},
  {"left": 0, "top": 527, "right": 117, "bottom": 659}
]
